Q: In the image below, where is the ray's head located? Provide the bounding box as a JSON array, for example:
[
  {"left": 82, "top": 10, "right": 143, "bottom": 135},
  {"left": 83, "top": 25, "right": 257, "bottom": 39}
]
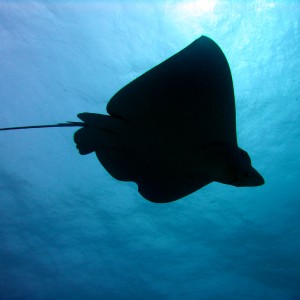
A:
[
  {"left": 202, "top": 143, "right": 265, "bottom": 188},
  {"left": 195, "top": 141, "right": 265, "bottom": 187},
  {"left": 227, "top": 148, "right": 265, "bottom": 187}
]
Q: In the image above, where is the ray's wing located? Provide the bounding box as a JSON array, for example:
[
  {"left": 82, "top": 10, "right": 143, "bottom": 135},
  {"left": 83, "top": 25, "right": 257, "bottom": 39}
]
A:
[{"left": 107, "top": 36, "right": 237, "bottom": 147}]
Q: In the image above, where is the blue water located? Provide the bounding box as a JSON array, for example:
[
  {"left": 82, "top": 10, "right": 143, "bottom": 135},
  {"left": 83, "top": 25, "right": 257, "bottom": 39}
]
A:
[{"left": 1, "top": 1, "right": 300, "bottom": 299}]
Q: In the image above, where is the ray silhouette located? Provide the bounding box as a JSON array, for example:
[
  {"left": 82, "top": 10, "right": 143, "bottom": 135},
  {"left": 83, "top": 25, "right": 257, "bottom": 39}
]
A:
[{"left": 0, "top": 36, "right": 264, "bottom": 203}]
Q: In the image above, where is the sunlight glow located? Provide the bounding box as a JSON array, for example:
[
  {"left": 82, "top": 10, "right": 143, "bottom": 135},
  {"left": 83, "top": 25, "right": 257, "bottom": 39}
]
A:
[
  {"left": 166, "top": 0, "right": 217, "bottom": 38},
  {"left": 176, "top": 0, "right": 216, "bottom": 16}
]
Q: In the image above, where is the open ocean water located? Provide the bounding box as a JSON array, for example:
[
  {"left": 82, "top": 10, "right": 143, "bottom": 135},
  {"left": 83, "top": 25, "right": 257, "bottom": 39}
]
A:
[{"left": 0, "top": 1, "right": 299, "bottom": 299}]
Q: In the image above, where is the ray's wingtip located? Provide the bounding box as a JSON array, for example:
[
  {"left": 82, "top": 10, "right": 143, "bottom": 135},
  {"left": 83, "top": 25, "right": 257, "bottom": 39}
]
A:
[
  {"left": 193, "top": 35, "right": 219, "bottom": 48},
  {"left": 199, "top": 35, "right": 213, "bottom": 41}
]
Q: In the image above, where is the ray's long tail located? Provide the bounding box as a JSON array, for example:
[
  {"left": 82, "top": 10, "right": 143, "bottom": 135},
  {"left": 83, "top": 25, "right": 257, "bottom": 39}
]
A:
[
  {"left": 1, "top": 113, "right": 125, "bottom": 156},
  {"left": 0, "top": 122, "right": 86, "bottom": 131}
]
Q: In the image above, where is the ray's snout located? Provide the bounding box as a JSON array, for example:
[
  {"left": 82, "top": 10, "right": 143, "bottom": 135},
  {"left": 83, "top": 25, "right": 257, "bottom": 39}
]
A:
[
  {"left": 232, "top": 166, "right": 265, "bottom": 187},
  {"left": 249, "top": 168, "right": 265, "bottom": 186}
]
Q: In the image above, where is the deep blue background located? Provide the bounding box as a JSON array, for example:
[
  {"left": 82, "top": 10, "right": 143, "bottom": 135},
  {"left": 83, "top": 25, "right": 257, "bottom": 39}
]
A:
[{"left": 1, "top": 1, "right": 299, "bottom": 299}]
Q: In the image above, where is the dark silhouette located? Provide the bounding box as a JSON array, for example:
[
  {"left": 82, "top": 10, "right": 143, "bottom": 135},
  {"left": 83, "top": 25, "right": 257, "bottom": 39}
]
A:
[{"left": 0, "top": 36, "right": 264, "bottom": 203}]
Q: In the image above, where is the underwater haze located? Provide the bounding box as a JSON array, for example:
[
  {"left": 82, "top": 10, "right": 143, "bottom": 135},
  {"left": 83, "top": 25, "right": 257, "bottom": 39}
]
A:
[{"left": 1, "top": 1, "right": 300, "bottom": 299}]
